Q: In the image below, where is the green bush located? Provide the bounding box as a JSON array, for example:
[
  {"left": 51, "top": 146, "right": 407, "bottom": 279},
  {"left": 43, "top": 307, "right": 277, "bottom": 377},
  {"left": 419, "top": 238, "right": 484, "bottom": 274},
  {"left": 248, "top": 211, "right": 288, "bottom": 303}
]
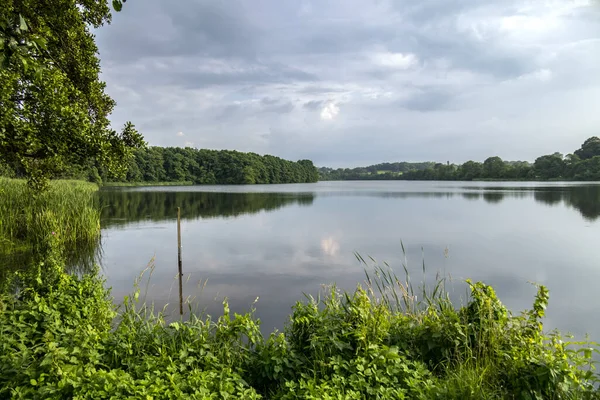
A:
[{"left": 1, "top": 260, "right": 599, "bottom": 399}]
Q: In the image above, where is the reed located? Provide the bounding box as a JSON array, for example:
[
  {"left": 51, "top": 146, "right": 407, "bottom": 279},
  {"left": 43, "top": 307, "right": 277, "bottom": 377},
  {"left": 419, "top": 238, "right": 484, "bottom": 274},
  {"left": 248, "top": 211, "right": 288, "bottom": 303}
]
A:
[{"left": 0, "top": 178, "right": 100, "bottom": 262}]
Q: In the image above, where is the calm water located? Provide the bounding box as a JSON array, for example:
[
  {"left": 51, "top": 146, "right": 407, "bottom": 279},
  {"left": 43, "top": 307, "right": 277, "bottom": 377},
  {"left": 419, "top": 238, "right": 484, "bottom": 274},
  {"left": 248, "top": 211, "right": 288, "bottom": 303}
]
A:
[{"left": 99, "top": 181, "right": 600, "bottom": 339}]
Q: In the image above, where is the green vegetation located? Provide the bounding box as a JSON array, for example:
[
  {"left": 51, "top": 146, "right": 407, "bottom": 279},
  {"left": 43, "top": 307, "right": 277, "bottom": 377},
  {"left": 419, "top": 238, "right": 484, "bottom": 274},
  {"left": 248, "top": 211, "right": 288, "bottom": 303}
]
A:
[
  {"left": 117, "top": 147, "right": 319, "bottom": 185},
  {"left": 1, "top": 258, "right": 599, "bottom": 399},
  {"left": 0, "top": 178, "right": 100, "bottom": 253},
  {"left": 320, "top": 137, "right": 600, "bottom": 181},
  {"left": 2, "top": 146, "right": 320, "bottom": 186},
  {"left": 0, "top": 178, "right": 100, "bottom": 276},
  {"left": 0, "top": 0, "right": 144, "bottom": 191}
]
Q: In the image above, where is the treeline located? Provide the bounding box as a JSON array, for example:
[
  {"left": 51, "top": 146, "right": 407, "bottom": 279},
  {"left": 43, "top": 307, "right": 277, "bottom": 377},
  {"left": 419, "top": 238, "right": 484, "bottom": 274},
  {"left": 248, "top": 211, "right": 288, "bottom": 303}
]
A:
[
  {"left": 319, "top": 162, "right": 435, "bottom": 180},
  {"left": 320, "top": 137, "right": 600, "bottom": 181},
  {"left": 1, "top": 147, "right": 320, "bottom": 185},
  {"left": 401, "top": 159, "right": 533, "bottom": 181},
  {"left": 120, "top": 147, "right": 319, "bottom": 185}
]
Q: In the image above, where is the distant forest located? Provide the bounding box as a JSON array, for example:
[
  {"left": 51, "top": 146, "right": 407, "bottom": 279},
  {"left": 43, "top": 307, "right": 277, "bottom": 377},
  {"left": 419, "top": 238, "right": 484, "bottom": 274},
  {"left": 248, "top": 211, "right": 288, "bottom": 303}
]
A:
[
  {"left": 319, "top": 137, "right": 600, "bottom": 181},
  {"left": 1, "top": 147, "right": 320, "bottom": 185}
]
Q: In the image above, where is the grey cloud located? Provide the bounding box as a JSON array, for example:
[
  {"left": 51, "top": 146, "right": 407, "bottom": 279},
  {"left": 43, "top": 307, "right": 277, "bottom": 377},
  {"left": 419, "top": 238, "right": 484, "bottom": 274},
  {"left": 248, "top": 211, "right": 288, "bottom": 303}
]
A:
[
  {"left": 96, "top": 0, "right": 600, "bottom": 166},
  {"left": 400, "top": 87, "right": 456, "bottom": 112},
  {"left": 214, "top": 97, "right": 294, "bottom": 121},
  {"left": 99, "top": 0, "right": 263, "bottom": 62},
  {"left": 167, "top": 62, "right": 318, "bottom": 88},
  {"left": 303, "top": 100, "right": 326, "bottom": 110},
  {"left": 261, "top": 98, "right": 295, "bottom": 114}
]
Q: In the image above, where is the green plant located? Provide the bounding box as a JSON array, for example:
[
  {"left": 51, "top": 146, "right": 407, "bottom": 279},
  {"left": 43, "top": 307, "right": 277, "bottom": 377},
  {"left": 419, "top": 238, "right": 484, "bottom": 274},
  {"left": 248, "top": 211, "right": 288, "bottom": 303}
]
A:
[
  {"left": 0, "top": 178, "right": 100, "bottom": 270},
  {"left": 1, "top": 250, "right": 599, "bottom": 399}
]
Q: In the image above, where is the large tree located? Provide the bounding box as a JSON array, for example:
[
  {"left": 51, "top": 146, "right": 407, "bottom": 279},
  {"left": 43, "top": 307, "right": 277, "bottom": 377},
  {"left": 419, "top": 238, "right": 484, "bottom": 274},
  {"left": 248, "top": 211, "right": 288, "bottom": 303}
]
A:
[
  {"left": 483, "top": 156, "right": 506, "bottom": 179},
  {"left": 533, "top": 152, "right": 565, "bottom": 180},
  {"left": 0, "top": 0, "right": 142, "bottom": 190},
  {"left": 574, "top": 137, "right": 600, "bottom": 160}
]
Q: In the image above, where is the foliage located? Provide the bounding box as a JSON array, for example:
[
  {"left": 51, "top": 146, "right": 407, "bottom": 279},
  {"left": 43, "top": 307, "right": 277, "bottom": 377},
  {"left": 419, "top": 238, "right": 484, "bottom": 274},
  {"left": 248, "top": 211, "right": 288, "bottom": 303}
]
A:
[
  {"left": 320, "top": 137, "right": 600, "bottom": 182},
  {"left": 0, "top": 0, "right": 144, "bottom": 191},
  {"left": 534, "top": 153, "right": 566, "bottom": 180},
  {"left": 574, "top": 137, "right": 600, "bottom": 161},
  {"left": 105, "top": 147, "right": 320, "bottom": 185},
  {"left": 1, "top": 255, "right": 599, "bottom": 399}
]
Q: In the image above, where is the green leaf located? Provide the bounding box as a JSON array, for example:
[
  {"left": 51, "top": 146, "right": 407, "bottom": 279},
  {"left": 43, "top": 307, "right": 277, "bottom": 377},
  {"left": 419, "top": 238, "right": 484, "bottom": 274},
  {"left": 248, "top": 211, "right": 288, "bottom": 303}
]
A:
[
  {"left": 30, "top": 379, "right": 37, "bottom": 386},
  {"left": 19, "top": 15, "right": 28, "bottom": 31},
  {"left": 112, "top": 0, "right": 123, "bottom": 11}
]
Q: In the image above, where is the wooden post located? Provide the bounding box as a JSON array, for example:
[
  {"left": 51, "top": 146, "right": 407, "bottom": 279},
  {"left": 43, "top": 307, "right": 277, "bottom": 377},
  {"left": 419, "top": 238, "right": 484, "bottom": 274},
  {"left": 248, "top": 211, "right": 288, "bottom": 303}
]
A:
[{"left": 177, "top": 207, "right": 183, "bottom": 316}]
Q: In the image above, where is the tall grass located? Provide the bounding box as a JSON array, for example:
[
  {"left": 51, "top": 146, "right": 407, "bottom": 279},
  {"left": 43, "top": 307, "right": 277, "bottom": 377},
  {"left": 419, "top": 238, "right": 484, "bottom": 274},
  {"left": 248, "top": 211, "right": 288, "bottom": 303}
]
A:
[{"left": 0, "top": 178, "right": 100, "bottom": 267}]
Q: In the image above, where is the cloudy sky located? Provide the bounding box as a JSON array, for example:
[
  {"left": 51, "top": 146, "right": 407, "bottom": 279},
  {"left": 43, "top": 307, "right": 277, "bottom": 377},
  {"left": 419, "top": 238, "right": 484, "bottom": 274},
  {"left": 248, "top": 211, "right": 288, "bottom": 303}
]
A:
[{"left": 95, "top": 0, "right": 600, "bottom": 167}]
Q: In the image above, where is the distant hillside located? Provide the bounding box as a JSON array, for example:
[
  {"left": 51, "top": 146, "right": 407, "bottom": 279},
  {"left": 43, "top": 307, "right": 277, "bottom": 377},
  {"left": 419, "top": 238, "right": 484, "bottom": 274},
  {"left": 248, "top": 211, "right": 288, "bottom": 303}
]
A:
[{"left": 319, "top": 162, "right": 436, "bottom": 181}]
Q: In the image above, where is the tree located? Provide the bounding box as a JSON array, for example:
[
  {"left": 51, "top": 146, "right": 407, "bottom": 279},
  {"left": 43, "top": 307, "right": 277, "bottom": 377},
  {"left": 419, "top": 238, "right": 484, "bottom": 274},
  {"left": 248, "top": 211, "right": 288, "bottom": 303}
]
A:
[
  {"left": 533, "top": 153, "right": 565, "bottom": 180},
  {"left": 457, "top": 161, "right": 483, "bottom": 180},
  {"left": 483, "top": 156, "right": 506, "bottom": 179},
  {"left": 0, "top": 0, "right": 144, "bottom": 190},
  {"left": 574, "top": 137, "right": 600, "bottom": 160}
]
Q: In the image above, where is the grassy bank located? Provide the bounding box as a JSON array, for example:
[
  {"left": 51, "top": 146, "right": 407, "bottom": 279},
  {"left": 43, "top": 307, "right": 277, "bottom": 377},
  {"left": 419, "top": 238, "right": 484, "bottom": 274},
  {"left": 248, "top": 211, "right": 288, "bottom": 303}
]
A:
[
  {"left": 0, "top": 178, "right": 100, "bottom": 265},
  {"left": 0, "top": 260, "right": 598, "bottom": 399}
]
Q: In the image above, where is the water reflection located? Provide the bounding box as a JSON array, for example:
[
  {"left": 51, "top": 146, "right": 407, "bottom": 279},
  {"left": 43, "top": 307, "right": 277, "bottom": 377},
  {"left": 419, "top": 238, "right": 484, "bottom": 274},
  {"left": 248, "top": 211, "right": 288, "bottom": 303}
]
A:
[
  {"left": 461, "top": 185, "right": 600, "bottom": 220},
  {"left": 100, "top": 190, "right": 315, "bottom": 227},
  {"left": 99, "top": 184, "right": 600, "bottom": 224},
  {"left": 0, "top": 239, "right": 100, "bottom": 282}
]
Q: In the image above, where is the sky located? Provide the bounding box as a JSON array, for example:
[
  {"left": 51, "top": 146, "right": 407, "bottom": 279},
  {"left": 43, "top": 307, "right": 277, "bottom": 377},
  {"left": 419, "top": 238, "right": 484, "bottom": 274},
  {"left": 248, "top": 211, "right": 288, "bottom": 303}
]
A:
[{"left": 95, "top": 0, "right": 600, "bottom": 167}]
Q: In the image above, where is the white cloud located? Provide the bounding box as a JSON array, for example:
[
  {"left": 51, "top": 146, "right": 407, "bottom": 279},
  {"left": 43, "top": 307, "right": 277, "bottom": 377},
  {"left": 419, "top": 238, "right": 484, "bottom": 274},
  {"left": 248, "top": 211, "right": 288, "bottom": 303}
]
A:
[
  {"left": 372, "top": 52, "right": 418, "bottom": 69},
  {"left": 532, "top": 68, "right": 553, "bottom": 82},
  {"left": 516, "top": 68, "right": 553, "bottom": 82},
  {"left": 320, "top": 102, "right": 340, "bottom": 120},
  {"left": 176, "top": 131, "right": 185, "bottom": 137},
  {"left": 184, "top": 141, "right": 195, "bottom": 147},
  {"left": 500, "top": 15, "right": 558, "bottom": 33}
]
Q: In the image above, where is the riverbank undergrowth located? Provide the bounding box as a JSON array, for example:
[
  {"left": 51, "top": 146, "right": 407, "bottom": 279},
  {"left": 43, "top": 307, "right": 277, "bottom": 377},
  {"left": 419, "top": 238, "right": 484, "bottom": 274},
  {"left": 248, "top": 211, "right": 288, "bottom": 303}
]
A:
[{"left": 1, "top": 258, "right": 598, "bottom": 399}]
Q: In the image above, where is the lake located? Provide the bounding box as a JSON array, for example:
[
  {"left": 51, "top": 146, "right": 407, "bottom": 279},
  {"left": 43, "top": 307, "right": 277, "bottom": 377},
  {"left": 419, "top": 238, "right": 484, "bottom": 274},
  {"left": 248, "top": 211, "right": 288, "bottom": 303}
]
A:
[{"left": 99, "top": 181, "right": 600, "bottom": 340}]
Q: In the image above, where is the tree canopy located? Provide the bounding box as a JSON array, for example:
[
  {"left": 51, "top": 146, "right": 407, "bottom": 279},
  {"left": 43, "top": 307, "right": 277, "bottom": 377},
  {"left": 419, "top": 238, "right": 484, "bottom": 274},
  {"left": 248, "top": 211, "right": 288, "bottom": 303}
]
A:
[
  {"left": 0, "top": 0, "right": 143, "bottom": 190},
  {"left": 107, "top": 147, "right": 319, "bottom": 185}
]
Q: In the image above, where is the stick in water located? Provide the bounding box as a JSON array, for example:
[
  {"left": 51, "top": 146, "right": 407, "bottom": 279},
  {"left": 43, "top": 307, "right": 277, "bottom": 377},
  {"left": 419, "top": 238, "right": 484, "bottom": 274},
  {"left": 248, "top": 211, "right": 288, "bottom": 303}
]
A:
[{"left": 177, "top": 207, "right": 183, "bottom": 316}]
